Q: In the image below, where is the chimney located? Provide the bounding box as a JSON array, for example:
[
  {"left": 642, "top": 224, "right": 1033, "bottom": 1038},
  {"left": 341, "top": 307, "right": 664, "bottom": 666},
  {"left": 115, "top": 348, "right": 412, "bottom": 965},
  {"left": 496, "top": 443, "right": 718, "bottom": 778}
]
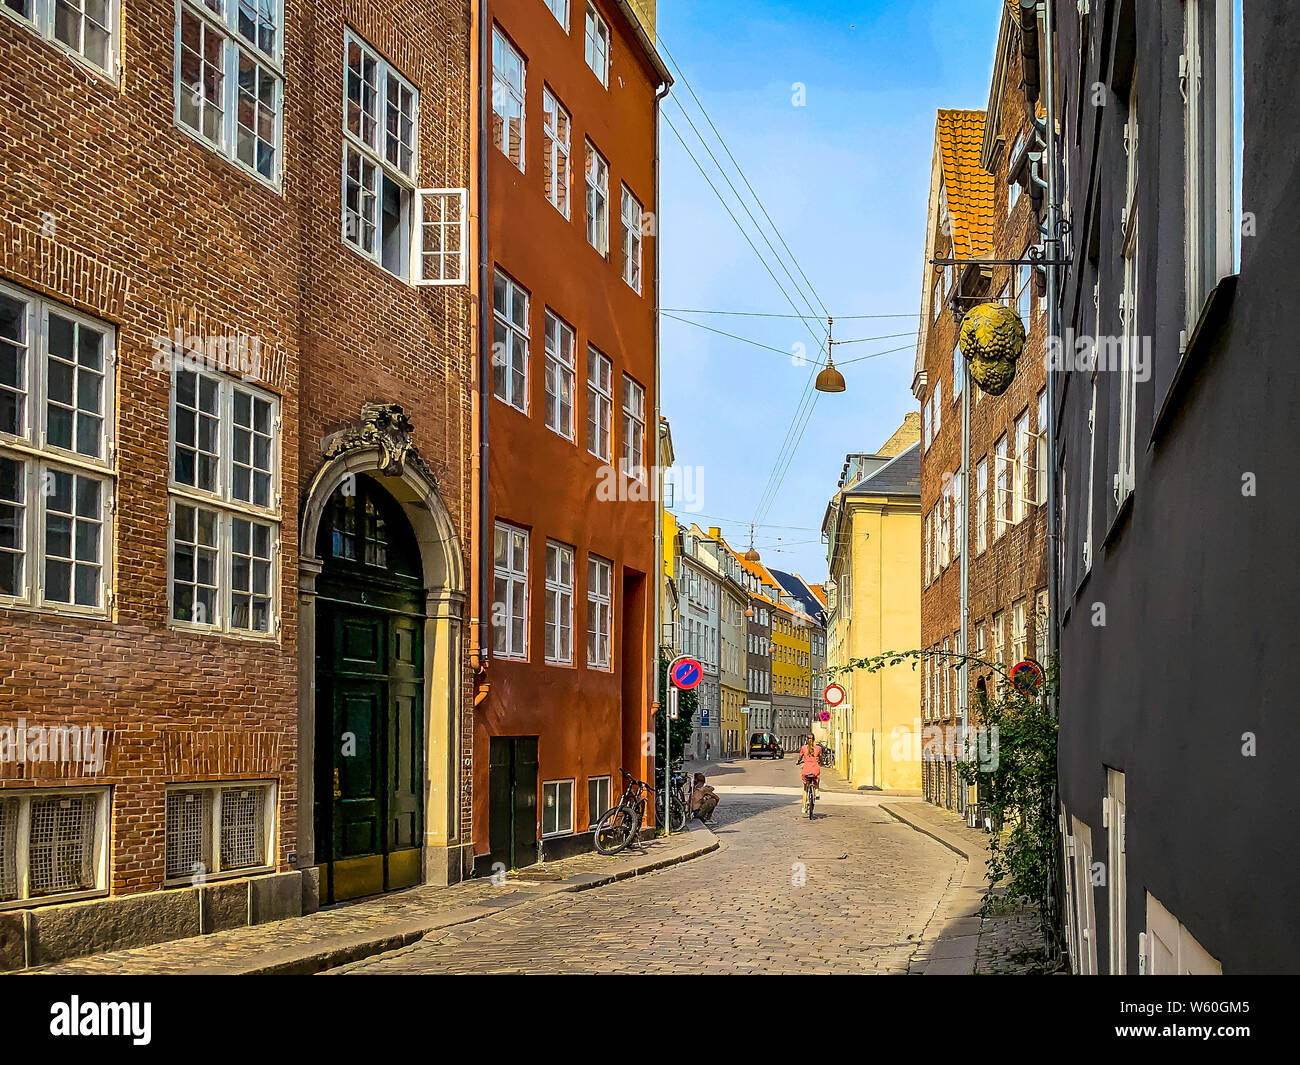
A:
[{"left": 708, "top": 526, "right": 721, "bottom": 539}]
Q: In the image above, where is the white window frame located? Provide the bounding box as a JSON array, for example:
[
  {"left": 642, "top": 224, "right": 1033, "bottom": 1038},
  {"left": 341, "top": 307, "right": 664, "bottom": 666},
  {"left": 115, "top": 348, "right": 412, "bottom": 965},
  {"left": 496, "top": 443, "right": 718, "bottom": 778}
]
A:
[
  {"left": 975, "top": 458, "right": 988, "bottom": 554},
  {"left": 1034, "top": 390, "right": 1048, "bottom": 508},
  {"left": 583, "top": 1, "right": 609, "bottom": 86},
  {"left": 585, "top": 140, "right": 610, "bottom": 256},
  {"left": 341, "top": 29, "right": 423, "bottom": 281},
  {"left": 1083, "top": 377, "right": 1097, "bottom": 574},
  {"left": 542, "top": 86, "right": 571, "bottom": 218},
  {"left": 492, "top": 270, "right": 530, "bottom": 413},
  {"left": 586, "top": 346, "right": 612, "bottom": 460},
  {"left": 491, "top": 25, "right": 525, "bottom": 171},
  {"left": 621, "top": 374, "right": 645, "bottom": 480},
  {"left": 1116, "top": 102, "right": 1139, "bottom": 506},
  {"left": 174, "top": 0, "right": 285, "bottom": 186},
  {"left": 542, "top": 778, "right": 575, "bottom": 837},
  {"left": 1011, "top": 598, "right": 1027, "bottom": 664},
  {"left": 544, "top": 540, "right": 574, "bottom": 665},
  {"left": 163, "top": 780, "right": 276, "bottom": 885},
  {"left": 993, "top": 433, "right": 1011, "bottom": 538},
  {"left": 1015, "top": 253, "right": 1033, "bottom": 327},
  {"left": 1182, "top": 0, "right": 1241, "bottom": 337},
  {"left": 0, "top": 283, "right": 117, "bottom": 617},
  {"left": 587, "top": 774, "right": 611, "bottom": 825},
  {"left": 991, "top": 611, "right": 1004, "bottom": 668},
  {"left": 413, "top": 188, "right": 469, "bottom": 286},
  {"left": 167, "top": 368, "right": 281, "bottom": 637},
  {"left": 1013, "top": 409, "right": 1032, "bottom": 522},
  {"left": 587, "top": 553, "right": 613, "bottom": 671},
  {"left": 493, "top": 521, "right": 529, "bottom": 660},
  {"left": 3, "top": 0, "right": 120, "bottom": 80},
  {"left": 952, "top": 342, "right": 963, "bottom": 400},
  {"left": 0, "top": 786, "right": 110, "bottom": 907},
  {"left": 543, "top": 0, "right": 569, "bottom": 31},
  {"left": 544, "top": 309, "right": 575, "bottom": 440},
  {"left": 621, "top": 185, "right": 643, "bottom": 293}
]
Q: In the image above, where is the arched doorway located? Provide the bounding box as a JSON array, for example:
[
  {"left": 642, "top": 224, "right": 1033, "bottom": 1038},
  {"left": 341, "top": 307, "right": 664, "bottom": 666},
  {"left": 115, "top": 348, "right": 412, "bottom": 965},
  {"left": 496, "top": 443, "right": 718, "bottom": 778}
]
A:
[{"left": 314, "top": 473, "right": 425, "bottom": 903}]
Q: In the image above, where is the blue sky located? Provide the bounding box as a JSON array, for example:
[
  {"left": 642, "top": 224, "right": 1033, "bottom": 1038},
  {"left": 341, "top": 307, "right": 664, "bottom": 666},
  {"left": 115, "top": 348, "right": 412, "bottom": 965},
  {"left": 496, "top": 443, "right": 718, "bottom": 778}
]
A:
[{"left": 657, "top": 0, "right": 1000, "bottom": 580}]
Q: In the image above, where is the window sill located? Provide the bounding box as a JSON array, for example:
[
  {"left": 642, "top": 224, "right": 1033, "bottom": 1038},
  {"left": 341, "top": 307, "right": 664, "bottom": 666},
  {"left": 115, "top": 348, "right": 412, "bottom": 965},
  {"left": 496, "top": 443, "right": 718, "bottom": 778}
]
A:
[
  {"left": 1152, "top": 275, "right": 1238, "bottom": 444},
  {"left": 167, "top": 620, "right": 279, "bottom": 644},
  {"left": 164, "top": 864, "right": 274, "bottom": 889},
  {"left": 173, "top": 118, "right": 283, "bottom": 196},
  {"left": 0, "top": 598, "right": 111, "bottom": 623},
  {"left": 0, "top": 887, "right": 108, "bottom": 912},
  {"left": 492, "top": 393, "right": 529, "bottom": 416},
  {"left": 1102, "top": 488, "right": 1134, "bottom": 551}
]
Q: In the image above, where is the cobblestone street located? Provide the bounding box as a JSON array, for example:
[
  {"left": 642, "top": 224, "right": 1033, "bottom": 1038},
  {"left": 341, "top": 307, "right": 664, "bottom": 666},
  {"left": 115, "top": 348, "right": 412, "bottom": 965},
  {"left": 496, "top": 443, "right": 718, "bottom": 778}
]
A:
[{"left": 331, "top": 759, "right": 964, "bottom": 975}]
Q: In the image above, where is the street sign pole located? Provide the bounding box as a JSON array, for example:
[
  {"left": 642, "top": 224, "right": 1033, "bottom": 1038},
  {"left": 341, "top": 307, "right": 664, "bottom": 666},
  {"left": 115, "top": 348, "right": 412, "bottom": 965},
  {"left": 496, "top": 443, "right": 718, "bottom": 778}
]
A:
[{"left": 663, "top": 654, "right": 702, "bottom": 837}]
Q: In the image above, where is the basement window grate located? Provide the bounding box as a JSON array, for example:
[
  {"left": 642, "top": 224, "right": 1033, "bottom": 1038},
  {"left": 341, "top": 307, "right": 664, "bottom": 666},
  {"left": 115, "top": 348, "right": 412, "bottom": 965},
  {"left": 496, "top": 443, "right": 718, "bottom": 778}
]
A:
[
  {"left": 27, "top": 793, "right": 99, "bottom": 897},
  {"left": 165, "top": 782, "right": 273, "bottom": 881},
  {"left": 0, "top": 798, "right": 18, "bottom": 902}
]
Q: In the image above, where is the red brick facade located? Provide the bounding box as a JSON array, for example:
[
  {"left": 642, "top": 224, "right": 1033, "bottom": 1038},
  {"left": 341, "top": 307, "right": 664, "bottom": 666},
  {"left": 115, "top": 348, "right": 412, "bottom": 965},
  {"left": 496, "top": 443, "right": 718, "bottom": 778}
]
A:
[
  {"left": 0, "top": 0, "right": 475, "bottom": 960},
  {"left": 916, "top": 43, "right": 1049, "bottom": 814}
]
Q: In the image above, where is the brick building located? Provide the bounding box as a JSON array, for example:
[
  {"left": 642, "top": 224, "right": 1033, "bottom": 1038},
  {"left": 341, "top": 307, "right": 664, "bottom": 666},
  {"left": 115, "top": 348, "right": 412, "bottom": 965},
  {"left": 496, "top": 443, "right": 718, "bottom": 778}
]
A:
[
  {"left": 1, "top": 0, "right": 476, "bottom": 967},
  {"left": 913, "top": 38, "right": 1049, "bottom": 818}
]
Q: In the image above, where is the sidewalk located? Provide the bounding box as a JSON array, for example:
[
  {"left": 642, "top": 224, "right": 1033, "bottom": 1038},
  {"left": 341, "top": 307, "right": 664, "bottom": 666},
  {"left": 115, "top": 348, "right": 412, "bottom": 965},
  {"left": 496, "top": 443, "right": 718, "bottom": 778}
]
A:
[
  {"left": 881, "top": 801, "right": 1048, "bottom": 975},
  {"left": 26, "top": 822, "right": 717, "bottom": 975}
]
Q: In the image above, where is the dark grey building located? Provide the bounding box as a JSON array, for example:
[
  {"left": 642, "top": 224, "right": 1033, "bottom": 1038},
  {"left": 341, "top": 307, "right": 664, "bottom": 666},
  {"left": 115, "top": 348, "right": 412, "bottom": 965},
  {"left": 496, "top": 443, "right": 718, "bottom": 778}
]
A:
[{"left": 1049, "top": 0, "right": 1298, "bottom": 974}]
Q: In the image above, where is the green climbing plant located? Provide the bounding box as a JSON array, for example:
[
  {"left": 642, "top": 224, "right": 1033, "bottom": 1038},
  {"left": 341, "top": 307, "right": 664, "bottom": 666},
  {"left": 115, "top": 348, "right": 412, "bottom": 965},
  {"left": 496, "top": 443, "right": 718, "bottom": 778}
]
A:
[{"left": 829, "top": 647, "right": 1062, "bottom": 960}]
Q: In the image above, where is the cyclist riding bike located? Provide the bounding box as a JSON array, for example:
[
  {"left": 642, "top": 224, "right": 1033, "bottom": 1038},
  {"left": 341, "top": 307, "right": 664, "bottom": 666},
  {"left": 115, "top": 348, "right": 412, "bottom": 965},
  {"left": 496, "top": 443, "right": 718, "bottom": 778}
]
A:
[{"left": 796, "top": 733, "right": 823, "bottom": 813}]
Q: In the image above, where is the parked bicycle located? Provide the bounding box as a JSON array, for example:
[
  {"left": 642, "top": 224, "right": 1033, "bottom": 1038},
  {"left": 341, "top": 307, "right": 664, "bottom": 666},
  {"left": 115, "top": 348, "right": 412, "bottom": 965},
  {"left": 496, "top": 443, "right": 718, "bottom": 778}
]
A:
[
  {"left": 594, "top": 769, "right": 653, "bottom": 855},
  {"left": 656, "top": 764, "right": 689, "bottom": 833},
  {"left": 818, "top": 746, "right": 835, "bottom": 767}
]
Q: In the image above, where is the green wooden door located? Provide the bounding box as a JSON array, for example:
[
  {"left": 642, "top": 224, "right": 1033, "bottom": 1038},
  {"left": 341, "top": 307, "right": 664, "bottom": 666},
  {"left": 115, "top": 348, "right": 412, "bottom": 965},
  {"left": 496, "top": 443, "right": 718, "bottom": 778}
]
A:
[{"left": 313, "top": 474, "right": 426, "bottom": 903}]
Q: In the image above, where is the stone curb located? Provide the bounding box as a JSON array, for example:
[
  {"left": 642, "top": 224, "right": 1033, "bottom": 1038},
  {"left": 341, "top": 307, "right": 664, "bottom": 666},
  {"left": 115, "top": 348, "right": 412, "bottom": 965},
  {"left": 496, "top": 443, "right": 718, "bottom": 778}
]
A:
[
  {"left": 878, "top": 802, "right": 982, "bottom": 864},
  {"left": 144, "top": 823, "right": 720, "bottom": 977}
]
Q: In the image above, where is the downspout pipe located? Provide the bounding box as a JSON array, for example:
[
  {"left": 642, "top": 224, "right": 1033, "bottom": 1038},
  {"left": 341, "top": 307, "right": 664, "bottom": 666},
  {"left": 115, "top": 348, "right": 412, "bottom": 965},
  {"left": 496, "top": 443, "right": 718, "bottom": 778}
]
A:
[
  {"left": 474, "top": 0, "right": 491, "bottom": 675},
  {"left": 653, "top": 76, "right": 669, "bottom": 744}
]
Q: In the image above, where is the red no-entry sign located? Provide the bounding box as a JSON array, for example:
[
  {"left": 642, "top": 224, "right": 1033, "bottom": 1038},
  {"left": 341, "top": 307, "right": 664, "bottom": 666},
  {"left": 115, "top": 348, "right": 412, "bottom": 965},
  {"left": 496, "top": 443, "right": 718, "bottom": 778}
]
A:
[{"left": 823, "top": 683, "right": 846, "bottom": 707}]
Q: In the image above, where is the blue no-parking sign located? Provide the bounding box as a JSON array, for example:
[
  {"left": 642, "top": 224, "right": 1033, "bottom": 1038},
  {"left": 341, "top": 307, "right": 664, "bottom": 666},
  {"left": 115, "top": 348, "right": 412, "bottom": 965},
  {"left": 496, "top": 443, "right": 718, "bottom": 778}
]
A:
[{"left": 670, "top": 657, "right": 703, "bottom": 690}]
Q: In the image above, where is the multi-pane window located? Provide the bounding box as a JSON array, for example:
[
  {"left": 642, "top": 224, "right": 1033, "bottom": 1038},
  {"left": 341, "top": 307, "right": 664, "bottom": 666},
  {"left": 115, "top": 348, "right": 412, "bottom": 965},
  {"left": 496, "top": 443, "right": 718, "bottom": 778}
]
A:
[
  {"left": 493, "top": 521, "right": 528, "bottom": 659},
  {"left": 165, "top": 782, "right": 274, "bottom": 881},
  {"left": 952, "top": 342, "right": 963, "bottom": 399},
  {"left": 544, "top": 541, "right": 574, "bottom": 664},
  {"left": 543, "top": 0, "right": 569, "bottom": 29},
  {"left": 5, "top": 0, "right": 119, "bottom": 76},
  {"left": 544, "top": 310, "right": 575, "bottom": 440},
  {"left": 1183, "top": 0, "right": 1243, "bottom": 331},
  {"left": 492, "top": 271, "right": 529, "bottom": 412},
  {"left": 542, "top": 87, "right": 571, "bottom": 217},
  {"left": 169, "top": 369, "right": 279, "bottom": 634},
  {"left": 586, "top": 346, "right": 612, "bottom": 460},
  {"left": 342, "top": 30, "right": 440, "bottom": 283},
  {"left": 1035, "top": 390, "right": 1049, "bottom": 508},
  {"left": 1015, "top": 254, "right": 1033, "bottom": 327},
  {"left": 176, "top": 0, "right": 283, "bottom": 182},
  {"left": 587, "top": 553, "right": 612, "bottom": 670},
  {"left": 1011, "top": 599, "right": 1028, "bottom": 665},
  {"left": 975, "top": 458, "right": 988, "bottom": 553},
  {"left": 1013, "top": 409, "right": 1031, "bottom": 523},
  {"left": 587, "top": 775, "right": 611, "bottom": 824},
  {"left": 585, "top": 141, "right": 609, "bottom": 255},
  {"left": 542, "top": 779, "right": 574, "bottom": 836},
  {"left": 991, "top": 611, "right": 1005, "bottom": 667},
  {"left": 993, "top": 433, "right": 1010, "bottom": 538},
  {"left": 621, "top": 375, "right": 644, "bottom": 478},
  {"left": 621, "top": 185, "right": 643, "bottom": 293},
  {"left": 1117, "top": 86, "right": 1140, "bottom": 505},
  {"left": 922, "top": 402, "right": 930, "bottom": 450},
  {"left": 0, "top": 285, "right": 115, "bottom": 613},
  {"left": 491, "top": 27, "right": 525, "bottom": 171},
  {"left": 0, "top": 788, "right": 109, "bottom": 903},
  {"left": 583, "top": 2, "right": 609, "bottom": 85},
  {"left": 931, "top": 380, "right": 942, "bottom": 437},
  {"left": 938, "top": 481, "right": 951, "bottom": 568},
  {"left": 922, "top": 512, "right": 931, "bottom": 586}
]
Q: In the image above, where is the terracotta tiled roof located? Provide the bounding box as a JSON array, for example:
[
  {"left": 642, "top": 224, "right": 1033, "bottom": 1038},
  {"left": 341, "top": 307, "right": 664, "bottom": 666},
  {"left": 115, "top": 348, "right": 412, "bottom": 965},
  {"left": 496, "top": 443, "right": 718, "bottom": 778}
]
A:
[
  {"left": 809, "top": 584, "right": 828, "bottom": 607},
  {"left": 936, "top": 109, "right": 996, "bottom": 260}
]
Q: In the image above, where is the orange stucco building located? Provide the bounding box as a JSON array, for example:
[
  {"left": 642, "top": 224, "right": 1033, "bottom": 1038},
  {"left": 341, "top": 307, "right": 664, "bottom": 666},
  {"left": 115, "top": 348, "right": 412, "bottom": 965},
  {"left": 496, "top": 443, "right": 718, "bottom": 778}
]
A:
[{"left": 470, "top": 0, "right": 670, "bottom": 869}]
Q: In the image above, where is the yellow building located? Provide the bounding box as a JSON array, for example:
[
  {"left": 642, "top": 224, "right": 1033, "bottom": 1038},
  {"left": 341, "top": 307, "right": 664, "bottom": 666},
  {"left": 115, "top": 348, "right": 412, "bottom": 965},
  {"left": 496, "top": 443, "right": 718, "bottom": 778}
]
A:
[
  {"left": 771, "top": 600, "right": 813, "bottom": 753},
  {"left": 822, "top": 417, "right": 922, "bottom": 792}
]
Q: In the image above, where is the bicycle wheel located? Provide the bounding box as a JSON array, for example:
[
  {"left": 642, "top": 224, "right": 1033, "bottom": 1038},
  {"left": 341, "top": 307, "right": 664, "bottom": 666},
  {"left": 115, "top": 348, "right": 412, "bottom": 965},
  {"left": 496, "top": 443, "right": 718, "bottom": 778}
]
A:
[
  {"left": 594, "top": 805, "right": 636, "bottom": 855},
  {"left": 670, "top": 798, "right": 688, "bottom": 833},
  {"left": 807, "top": 783, "right": 816, "bottom": 819}
]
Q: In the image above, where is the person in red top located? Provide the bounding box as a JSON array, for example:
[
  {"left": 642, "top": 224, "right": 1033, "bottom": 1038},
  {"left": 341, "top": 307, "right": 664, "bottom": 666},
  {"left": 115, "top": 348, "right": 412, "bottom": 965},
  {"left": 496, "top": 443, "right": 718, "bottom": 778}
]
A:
[{"left": 796, "top": 733, "right": 822, "bottom": 811}]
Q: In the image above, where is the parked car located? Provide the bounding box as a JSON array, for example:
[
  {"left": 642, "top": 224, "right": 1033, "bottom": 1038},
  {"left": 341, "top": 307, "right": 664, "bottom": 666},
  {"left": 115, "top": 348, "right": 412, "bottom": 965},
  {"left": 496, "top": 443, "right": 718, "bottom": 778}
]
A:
[{"left": 748, "top": 733, "right": 784, "bottom": 759}]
